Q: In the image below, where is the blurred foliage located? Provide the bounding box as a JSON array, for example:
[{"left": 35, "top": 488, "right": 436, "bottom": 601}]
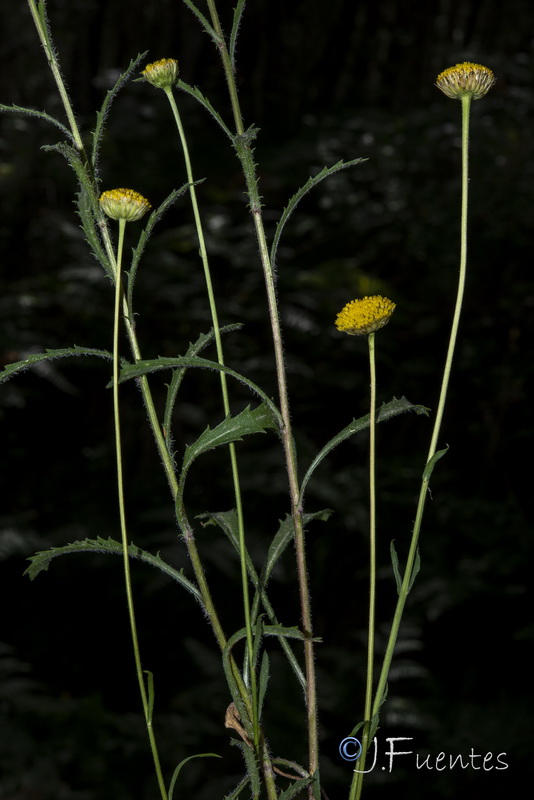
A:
[{"left": 1, "top": 0, "right": 533, "bottom": 798}]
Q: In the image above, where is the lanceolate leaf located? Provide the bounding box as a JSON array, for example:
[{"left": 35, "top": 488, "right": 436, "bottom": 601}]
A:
[
  {"left": 0, "top": 103, "right": 73, "bottom": 141},
  {"left": 181, "top": 0, "right": 219, "bottom": 43},
  {"left": 181, "top": 403, "right": 278, "bottom": 478},
  {"left": 422, "top": 446, "right": 449, "bottom": 482},
  {"left": 0, "top": 346, "right": 112, "bottom": 385},
  {"left": 163, "top": 325, "right": 243, "bottom": 454},
  {"left": 262, "top": 510, "right": 333, "bottom": 588},
  {"left": 76, "top": 189, "right": 112, "bottom": 277},
  {"left": 277, "top": 777, "right": 313, "bottom": 800},
  {"left": 117, "top": 355, "right": 283, "bottom": 428},
  {"left": 176, "top": 80, "right": 234, "bottom": 142},
  {"left": 199, "top": 510, "right": 306, "bottom": 690},
  {"left": 299, "top": 397, "right": 429, "bottom": 504},
  {"left": 24, "top": 536, "right": 202, "bottom": 606},
  {"left": 390, "top": 540, "right": 402, "bottom": 594},
  {"left": 230, "top": 0, "right": 248, "bottom": 68},
  {"left": 92, "top": 52, "right": 147, "bottom": 171},
  {"left": 271, "top": 159, "right": 367, "bottom": 269},
  {"left": 127, "top": 183, "right": 198, "bottom": 307},
  {"left": 168, "top": 753, "right": 221, "bottom": 800}
]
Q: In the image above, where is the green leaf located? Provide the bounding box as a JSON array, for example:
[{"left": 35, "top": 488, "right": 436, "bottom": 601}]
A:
[
  {"left": 369, "top": 710, "right": 381, "bottom": 740},
  {"left": 42, "top": 141, "right": 96, "bottom": 199},
  {"left": 117, "top": 355, "right": 283, "bottom": 428},
  {"left": 423, "top": 446, "right": 449, "bottom": 482},
  {"left": 263, "top": 624, "right": 321, "bottom": 643},
  {"left": 145, "top": 670, "right": 155, "bottom": 724},
  {"left": 222, "top": 631, "right": 252, "bottom": 735},
  {"left": 0, "top": 103, "right": 73, "bottom": 141},
  {"left": 0, "top": 346, "right": 112, "bottom": 385},
  {"left": 127, "top": 183, "right": 197, "bottom": 307},
  {"left": 408, "top": 548, "right": 421, "bottom": 592},
  {"left": 181, "top": 403, "right": 278, "bottom": 477},
  {"left": 163, "top": 325, "right": 243, "bottom": 456},
  {"left": 299, "top": 397, "right": 429, "bottom": 504},
  {"left": 390, "top": 540, "right": 402, "bottom": 594},
  {"left": 76, "top": 189, "right": 112, "bottom": 277},
  {"left": 198, "top": 510, "right": 307, "bottom": 690},
  {"left": 258, "top": 650, "right": 269, "bottom": 718},
  {"left": 223, "top": 776, "right": 250, "bottom": 800},
  {"left": 271, "top": 159, "right": 367, "bottom": 269},
  {"left": 261, "top": 510, "right": 333, "bottom": 589},
  {"left": 92, "top": 53, "right": 147, "bottom": 170},
  {"left": 230, "top": 0, "right": 248, "bottom": 67},
  {"left": 181, "top": 0, "right": 219, "bottom": 44},
  {"left": 176, "top": 80, "right": 234, "bottom": 142},
  {"left": 238, "top": 740, "right": 261, "bottom": 798},
  {"left": 24, "top": 536, "right": 203, "bottom": 606},
  {"left": 277, "top": 777, "right": 313, "bottom": 800},
  {"left": 168, "top": 753, "right": 221, "bottom": 800}
]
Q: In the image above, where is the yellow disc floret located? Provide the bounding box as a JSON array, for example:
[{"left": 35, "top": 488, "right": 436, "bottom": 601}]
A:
[
  {"left": 141, "top": 58, "right": 179, "bottom": 90},
  {"left": 99, "top": 189, "right": 151, "bottom": 222},
  {"left": 335, "top": 296, "right": 396, "bottom": 336},
  {"left": 436, "top": 62, "right": 495, "bottom": 100}
]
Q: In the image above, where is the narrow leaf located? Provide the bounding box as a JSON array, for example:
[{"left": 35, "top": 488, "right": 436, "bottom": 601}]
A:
[
  {"left": 176, "top": 80, "right": 234, "bottom": 141},
  {"left": 0, "top": 346, "right": 112, "bottom": 385},
  {"left": 181, "top": 403, "right": 277, "bottom": 477},
  {"left": 181, "top": 0, "right": 219, "bottom": 44},
  {"left": 223, "top": 776, "right": 250, "bottom": 800},
  {"left": 42, "top": 142, "right": 96, "bottom": 199},
  {"left": 239, "top": 740, "right": 261, "bottom": 798},
  {"left": 127, "top": 183, "right": 197, "bottom": 307},
  {"left": 145, "top": 670, "right": 155, "bottom": 724},
  {"left": 117, "top": 355, "right": 283, "bottom": 428},
  {"left": 76, "top": 189, "right": 113, "bottom": 277},
  {"left": 24, "top": 536, "right": 203, "bottom": 606},
  {"left": 422, "top": 446, "right": 449, "bottom": 482},
  {"left": 390, "top": 540, "right": 402, "bottom": 594},
  {"left": 408, "top": 548, "right": 421, "bottom": 592},
  {"left": 163, "top": 325, "right": 242, "bottom": 454},
  {"left": 271, "top": 159, "right": 367, "bottom": 269},
  {"left": 299, "top": 397, "right": 429, "bottom": 504},
  {"left": 0, "top": 103, "right": 73, "bottom": 141},
  {"left": 230, "top": 0, "right": 248, "bottom": 67},
  {"left": 198, "top": 510, "right": 306, "bottom": 690},
  {"left": 262, "top": 510, "right": 333, "bottom": 588},
  {"left": 278, "top": 777, "right": 312, "bottom": 800},
  {"left": 92, "top": 53, "right": 147, "bottom": 170},
  {"left": 264, "top": 624, "right": 321, "bottom": 643},
  {"left": 168, "top": 753, "right": 221, "bottom": 800},
  {"left": 258, "top": 650, "right": 269, "bottom": 718}
]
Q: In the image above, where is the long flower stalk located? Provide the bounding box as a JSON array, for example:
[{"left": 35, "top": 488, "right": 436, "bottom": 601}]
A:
[
  {"left": 334, "top": 297, "right": 395, "bottom": 800},
  {"left": 141, "top": 56, "right": 260, "bottom": 751},
  {"left": 109, "top": 210, "right": 168, "bottom": 800},
  {"left": 354, "top": 63, "right": 495, "bottom": 800}
]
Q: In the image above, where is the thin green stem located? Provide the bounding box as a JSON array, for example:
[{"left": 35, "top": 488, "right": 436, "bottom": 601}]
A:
[
  {"left": 163, "top": 85, "right": 259, "bottom": 749},
  {"left": 112, "top": 219, "right": 168, "bottom": 800},
  {"left": 26, "top": 0, "right": 85, "bottom": 153},
  {"left": 348, "top": 334, "right": 377, "bottom": 800},
  {"left": 202, "top": 5, "right": 319, "bottom": 796},
  {"left": 357, "top": 94, "right": 473, "bottom": 799}
]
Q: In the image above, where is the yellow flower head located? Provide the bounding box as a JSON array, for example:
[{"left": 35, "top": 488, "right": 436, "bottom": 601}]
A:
[
  {"left": 436, "top": 62, "right": 495, "bottom": 100},
  {"left": 99, "top": 189, "right": 151, "bottom": 222},
  {"left": 141, "top": 58, "right": 179, "bottom": 90},
  {"left": 335, "top": 296, "right": 396, "bottom": 336}
]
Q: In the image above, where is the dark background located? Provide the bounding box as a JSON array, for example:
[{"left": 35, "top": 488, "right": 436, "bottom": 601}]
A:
[{"left": 1, "top": 1, "right": 532, "bottom": 798}]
